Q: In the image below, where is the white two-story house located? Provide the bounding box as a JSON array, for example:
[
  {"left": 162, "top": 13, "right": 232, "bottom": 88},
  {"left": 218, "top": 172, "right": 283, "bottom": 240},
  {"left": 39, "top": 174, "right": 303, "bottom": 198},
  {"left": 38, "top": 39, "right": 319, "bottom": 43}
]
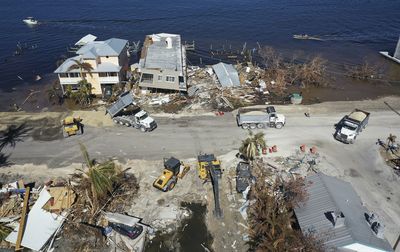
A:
[{"left": 55, "top": 37, "right": 129, "bottom": 96}]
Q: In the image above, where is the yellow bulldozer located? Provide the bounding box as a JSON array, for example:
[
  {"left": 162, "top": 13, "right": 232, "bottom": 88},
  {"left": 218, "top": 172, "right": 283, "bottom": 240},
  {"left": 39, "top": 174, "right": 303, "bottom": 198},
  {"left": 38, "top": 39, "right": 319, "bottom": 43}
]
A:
[
  {"left": 62, "top": 116, "right": 83, "bottom": 138},
  {"left": 153, "top": 157, "right": 190, "bottom": 192}
]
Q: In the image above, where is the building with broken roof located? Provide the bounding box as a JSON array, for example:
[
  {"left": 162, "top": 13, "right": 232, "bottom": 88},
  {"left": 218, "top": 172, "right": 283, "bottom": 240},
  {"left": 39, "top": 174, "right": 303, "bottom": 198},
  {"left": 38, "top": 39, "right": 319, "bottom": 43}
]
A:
[
  {"left": 55, "top": 36, "right": 129, "bottom": 97},
  {"left": 138, "top": 33, "right": 187, "bottom": 92},
  {"left": 294, "top": 173, "right": 393, "bottom": 252},
  {"left": 212, "top": 62, "right": 240, "bottom": 87}
]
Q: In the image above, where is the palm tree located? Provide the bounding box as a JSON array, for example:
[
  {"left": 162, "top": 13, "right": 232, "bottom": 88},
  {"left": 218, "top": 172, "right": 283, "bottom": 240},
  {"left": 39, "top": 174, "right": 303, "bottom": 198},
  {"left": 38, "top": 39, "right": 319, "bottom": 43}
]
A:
[
  {"left": 66, "top": 59, "right": 94, "bottom": 106},
  {"left": 239, "top": 131, "right": 266, "bottom": 161},
  {"left": 78, "top": 143, "right": 119, "bottom": 213},
  {"left": 67, "top": 59, "right": 93, "bottom": 81}
]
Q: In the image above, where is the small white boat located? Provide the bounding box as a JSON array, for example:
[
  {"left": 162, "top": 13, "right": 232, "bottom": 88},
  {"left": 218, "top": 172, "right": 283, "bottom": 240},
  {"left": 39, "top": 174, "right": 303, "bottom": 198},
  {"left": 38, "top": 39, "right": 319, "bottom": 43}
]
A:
[
  {"left": 293, "top": 34, "right": 323, "bottom": 41},
  {"left": 23, "top": 17, "right": 38, "bottom": 25}
]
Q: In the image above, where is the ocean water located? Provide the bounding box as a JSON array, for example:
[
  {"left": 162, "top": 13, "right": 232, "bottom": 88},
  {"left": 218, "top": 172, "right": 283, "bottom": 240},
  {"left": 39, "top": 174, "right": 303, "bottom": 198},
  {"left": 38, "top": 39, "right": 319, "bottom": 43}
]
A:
[{"left": 0, "top": 0, "right": 399, "bottom": 91}]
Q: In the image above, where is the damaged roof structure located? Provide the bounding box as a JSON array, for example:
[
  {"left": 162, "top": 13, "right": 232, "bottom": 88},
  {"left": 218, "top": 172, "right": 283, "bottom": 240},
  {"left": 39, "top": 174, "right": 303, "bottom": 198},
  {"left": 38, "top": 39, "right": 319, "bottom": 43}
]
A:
[
  {"left": 212, "top": 62, "right": 240, "bottom": 87},
  {"left": 138, "top": 33, "right": 187, "bottom": 92},
  {"left": 294, "top": 173, "right": 393, "bottom": 252},
  {"left": 6, "top": 188, "right": 70, "bottom": 251}
]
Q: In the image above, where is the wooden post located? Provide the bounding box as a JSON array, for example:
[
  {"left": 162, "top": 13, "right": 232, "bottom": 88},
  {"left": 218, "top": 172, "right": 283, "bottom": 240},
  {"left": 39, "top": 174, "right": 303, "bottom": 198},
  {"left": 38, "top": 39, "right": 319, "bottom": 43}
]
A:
[{"left": 15, "top": 186, "right": 31, "bottom": 251}]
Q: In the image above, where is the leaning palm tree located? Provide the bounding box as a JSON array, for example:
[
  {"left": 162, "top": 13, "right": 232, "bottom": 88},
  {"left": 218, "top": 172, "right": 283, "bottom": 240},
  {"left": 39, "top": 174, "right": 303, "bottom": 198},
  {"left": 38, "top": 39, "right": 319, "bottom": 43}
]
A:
[
  {"left": 67, "top": 59, "right": 93, "bottom": 81},
  {"left": 239, "top": 131, "right": 267, "bottom": 161},
  {"left": 78, "top": 143, "right": 119, "bottom": 214}
]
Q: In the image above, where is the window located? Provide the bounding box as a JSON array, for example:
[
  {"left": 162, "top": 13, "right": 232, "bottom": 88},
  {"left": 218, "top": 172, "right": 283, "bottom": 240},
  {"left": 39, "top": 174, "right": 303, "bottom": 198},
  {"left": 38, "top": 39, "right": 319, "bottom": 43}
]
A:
[
  {"left": 141, "top": 73, "right": 153, "bottom": 83},
  {"left": 69, "top": 73, "right": 80, "bottom": 78},
  {"left": 166, "top": 76, "right": 175, "bottom": 82},
  {"left": 59, "top": 73, "right": 68, "bottom": 78},
  {"left": 158, "top": 75, "right": 162, "bottom": 81},
  {"left": 99, "top": 72, "right": 118, "bottom": 77}
]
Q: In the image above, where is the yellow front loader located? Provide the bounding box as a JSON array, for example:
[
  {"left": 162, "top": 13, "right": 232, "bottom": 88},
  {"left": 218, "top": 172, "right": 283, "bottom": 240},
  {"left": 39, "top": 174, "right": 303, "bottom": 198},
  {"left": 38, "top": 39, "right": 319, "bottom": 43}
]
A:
[{"left": 62, "top": 116, "right": 83, "bottom": 138}]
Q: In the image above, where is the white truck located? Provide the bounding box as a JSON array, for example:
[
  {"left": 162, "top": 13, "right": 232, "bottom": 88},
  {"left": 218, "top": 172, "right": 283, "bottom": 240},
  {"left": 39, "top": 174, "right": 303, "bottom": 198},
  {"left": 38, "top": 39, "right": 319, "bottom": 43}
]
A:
[
  {"left": 107, "top": 92, "right": 157, "bottom": 132},
  {"left": 236, "top": 106, "right": 286, "bottom": 129},
  {"left": 334, "top": 109, "right": 370, "bottom": 144}
]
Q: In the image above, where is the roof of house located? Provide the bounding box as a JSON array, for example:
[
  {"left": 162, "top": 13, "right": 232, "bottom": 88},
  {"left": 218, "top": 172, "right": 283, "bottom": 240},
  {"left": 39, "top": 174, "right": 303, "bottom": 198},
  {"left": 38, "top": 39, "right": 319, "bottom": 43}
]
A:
[
  {"left": 76, "top": 38, "right": 128, "bottom": 58},
  {"left": 75, "top": 34, "right": 97, "bottom": 46},
  {"left": 212, "top": 62, "right": 240, "bottom": 87},
  {"left": 294, "top": 173, "right": 393, "bottom": 251},
  {"left": 139, "top": 33, "right": 184, "bottom": 75},
  {"left": 54, "top": 56, "right": 122, "bottom": 74},
  {"left": 6, "top": 188, "right": 66, "bottom": 251}
]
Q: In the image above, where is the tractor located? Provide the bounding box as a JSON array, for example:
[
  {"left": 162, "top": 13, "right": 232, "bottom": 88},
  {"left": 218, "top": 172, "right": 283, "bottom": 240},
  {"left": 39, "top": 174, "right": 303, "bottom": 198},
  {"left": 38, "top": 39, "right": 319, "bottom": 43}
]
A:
[
  {"left": 62, "top": 116, "right": 83, "bottom": 138},
  {"left": 153, "top": 157, "right": 190, "bottom": 192}
]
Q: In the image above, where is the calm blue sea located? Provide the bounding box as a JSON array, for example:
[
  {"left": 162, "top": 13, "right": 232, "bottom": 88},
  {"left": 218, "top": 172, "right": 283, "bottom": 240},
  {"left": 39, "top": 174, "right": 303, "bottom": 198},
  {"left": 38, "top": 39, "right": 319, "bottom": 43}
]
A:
[{"left": 0, "top": 0, "right": 399, "bottom": 91}]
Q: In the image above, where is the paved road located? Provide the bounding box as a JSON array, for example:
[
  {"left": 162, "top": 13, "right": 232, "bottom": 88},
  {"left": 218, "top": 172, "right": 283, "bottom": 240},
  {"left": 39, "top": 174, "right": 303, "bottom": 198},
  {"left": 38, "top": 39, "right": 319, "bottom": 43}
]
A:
[
  {"left": 4, "top": 111, "right": 400, "bottom": 168},
  {"left": 2, "top": 109, "right": 400, "bottom": 246}
]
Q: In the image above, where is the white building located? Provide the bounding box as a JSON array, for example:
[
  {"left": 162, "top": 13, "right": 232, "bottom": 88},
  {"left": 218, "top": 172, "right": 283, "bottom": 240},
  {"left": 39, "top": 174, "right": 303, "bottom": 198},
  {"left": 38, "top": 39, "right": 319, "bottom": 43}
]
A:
[
  {"left": 55, "top": 36, "right": 129, "bottom": 96},
  {"left": 138, "top": 33, "right": 187, "bottom": 92}
]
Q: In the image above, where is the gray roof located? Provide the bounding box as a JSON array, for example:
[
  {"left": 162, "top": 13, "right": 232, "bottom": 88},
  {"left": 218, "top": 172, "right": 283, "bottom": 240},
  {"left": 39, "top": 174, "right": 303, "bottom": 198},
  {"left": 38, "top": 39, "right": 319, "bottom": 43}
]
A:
[
  {"left": 75, "top": 34, "right": 97, "bottom": 46},
  {"left": 54, "top": 56, "right": 121, "bottom": 74},
  {"left": 294, "top": 173, "right": 393, "bottom": 251},
  {"left": 139, "top": 33, "right": 184, "bottom": 75},
  {"left": 212, "top": 63, "right": 240, "bottom": 87},
  {"left": 54, "top": 56, "right": 81, "bottom": 73},
  {"left": 76, "top": 38, "right": 128, "bottom": 58}
]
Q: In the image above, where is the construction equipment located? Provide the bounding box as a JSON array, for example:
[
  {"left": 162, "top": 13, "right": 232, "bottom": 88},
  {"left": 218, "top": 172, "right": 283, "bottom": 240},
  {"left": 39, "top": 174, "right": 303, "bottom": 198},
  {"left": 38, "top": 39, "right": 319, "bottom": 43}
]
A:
[
  {"left": 197, "top": 154, "right": 223, "bottom": 218},
  {"left": 153, "top": 157, "right": 190, "bottom": 192},
  {"left": 62, "top": 116, "right": 83, "bottom": 138},
  {"left": 107, "top": 92, "right": 157, "bottom": 132},
  {"left": 334, "top": 109, "right": 370, "bottom": 144},
  {"left": 237, "top": 106, "right": 286, "bottom": 129}
]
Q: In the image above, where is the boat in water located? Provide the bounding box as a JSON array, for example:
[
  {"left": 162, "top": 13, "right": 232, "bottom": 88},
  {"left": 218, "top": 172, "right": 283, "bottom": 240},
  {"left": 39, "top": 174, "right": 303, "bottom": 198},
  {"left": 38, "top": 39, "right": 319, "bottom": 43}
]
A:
[
  {"left": 293, "top": 34, "right": 323, "bottom": 41},
  {"left": 22, "top": 17, "right": 39, "bottom": 25}
]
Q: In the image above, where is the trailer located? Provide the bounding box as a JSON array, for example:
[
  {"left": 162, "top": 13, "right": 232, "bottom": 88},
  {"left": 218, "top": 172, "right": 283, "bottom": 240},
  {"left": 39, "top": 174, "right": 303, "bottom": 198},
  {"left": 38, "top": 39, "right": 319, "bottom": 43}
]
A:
[
  {"left": 106, "top": 92, "right": 157, "bottom": 132},
  {"left": 236, "top": 106, "right": 286, "bottom": 129},
  {"left": 334, "top": 109, "right": 370, "bottom": 144}
]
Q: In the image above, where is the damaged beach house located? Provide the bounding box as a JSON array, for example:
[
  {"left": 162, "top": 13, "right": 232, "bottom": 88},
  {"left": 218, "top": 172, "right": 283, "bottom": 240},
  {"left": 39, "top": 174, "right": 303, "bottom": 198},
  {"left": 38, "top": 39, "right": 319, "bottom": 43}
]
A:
[
  {"left": 54, "top": 35, "right": 129, "bottom": 98},
  {"left": 137, "top": 33, "right": 187, "bottom": 92},
  {"left": 294, "top": 173, "right": 394, "bottom": 252}
]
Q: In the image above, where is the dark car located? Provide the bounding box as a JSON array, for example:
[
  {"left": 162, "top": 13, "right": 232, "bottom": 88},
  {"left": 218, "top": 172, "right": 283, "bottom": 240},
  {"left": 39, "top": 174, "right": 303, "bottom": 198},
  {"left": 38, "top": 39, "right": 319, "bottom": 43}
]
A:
[
  {"left": 236, "top": 162, "right": 252, "bottom": 193},
  {"left": 109, "top": 222, "right": 143, "bottom": 240}
]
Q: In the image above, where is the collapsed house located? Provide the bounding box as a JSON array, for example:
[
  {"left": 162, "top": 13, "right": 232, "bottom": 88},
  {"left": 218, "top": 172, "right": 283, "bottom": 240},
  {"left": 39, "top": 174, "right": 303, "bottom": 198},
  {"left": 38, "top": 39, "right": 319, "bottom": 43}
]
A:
[
  {"left": 5, "top": 187, "right": 74, "bottom": 251},
  {"left": 55, "top": 35, "right": 129, "bottom": 97},
  {"left": 212, "top": 62, "right": 240, "bottom": 88},
  {"left": 138, "top": 33, "right": 187, "bottom": 92},
  {"left": 294, "top": 173, "right": 393, "bottom": 252}
]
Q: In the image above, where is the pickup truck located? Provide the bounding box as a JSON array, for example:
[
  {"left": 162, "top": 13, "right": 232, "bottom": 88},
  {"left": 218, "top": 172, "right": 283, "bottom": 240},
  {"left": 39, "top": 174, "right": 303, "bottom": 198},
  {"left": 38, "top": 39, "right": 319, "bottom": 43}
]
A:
[
  {"left": 334, "top": 109, "right": 370, "bottom": 144},
  {"left": 236, "top": 106, "right": 286, "bottom": 129}
]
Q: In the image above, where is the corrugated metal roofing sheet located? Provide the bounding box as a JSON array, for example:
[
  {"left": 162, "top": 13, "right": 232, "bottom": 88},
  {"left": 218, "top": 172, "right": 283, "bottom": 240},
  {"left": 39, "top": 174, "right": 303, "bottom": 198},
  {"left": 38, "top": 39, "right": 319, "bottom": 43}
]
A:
[
  {"left": 294, "top": 173, "right": 393, "bottom": 251},
  {"left": 212, "top": 63, "right": 240, "bottom": 87}
]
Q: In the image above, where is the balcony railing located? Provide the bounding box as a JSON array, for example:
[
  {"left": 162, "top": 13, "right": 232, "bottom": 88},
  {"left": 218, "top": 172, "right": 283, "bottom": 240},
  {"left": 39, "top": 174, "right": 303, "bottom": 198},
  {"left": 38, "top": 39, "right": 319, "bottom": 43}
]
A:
[
  {"left": 59, "top": 77, "right": 81, "bottom": 85},
  {"left": 98, "top": 76, "right": 119, "bottom": 84}
]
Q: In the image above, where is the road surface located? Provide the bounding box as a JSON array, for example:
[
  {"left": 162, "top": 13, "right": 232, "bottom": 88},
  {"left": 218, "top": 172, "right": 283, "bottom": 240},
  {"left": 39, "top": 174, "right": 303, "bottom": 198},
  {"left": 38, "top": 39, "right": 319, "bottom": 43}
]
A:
[{"left": 1, "top": 109, "right": 400, "bottom": 247}]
